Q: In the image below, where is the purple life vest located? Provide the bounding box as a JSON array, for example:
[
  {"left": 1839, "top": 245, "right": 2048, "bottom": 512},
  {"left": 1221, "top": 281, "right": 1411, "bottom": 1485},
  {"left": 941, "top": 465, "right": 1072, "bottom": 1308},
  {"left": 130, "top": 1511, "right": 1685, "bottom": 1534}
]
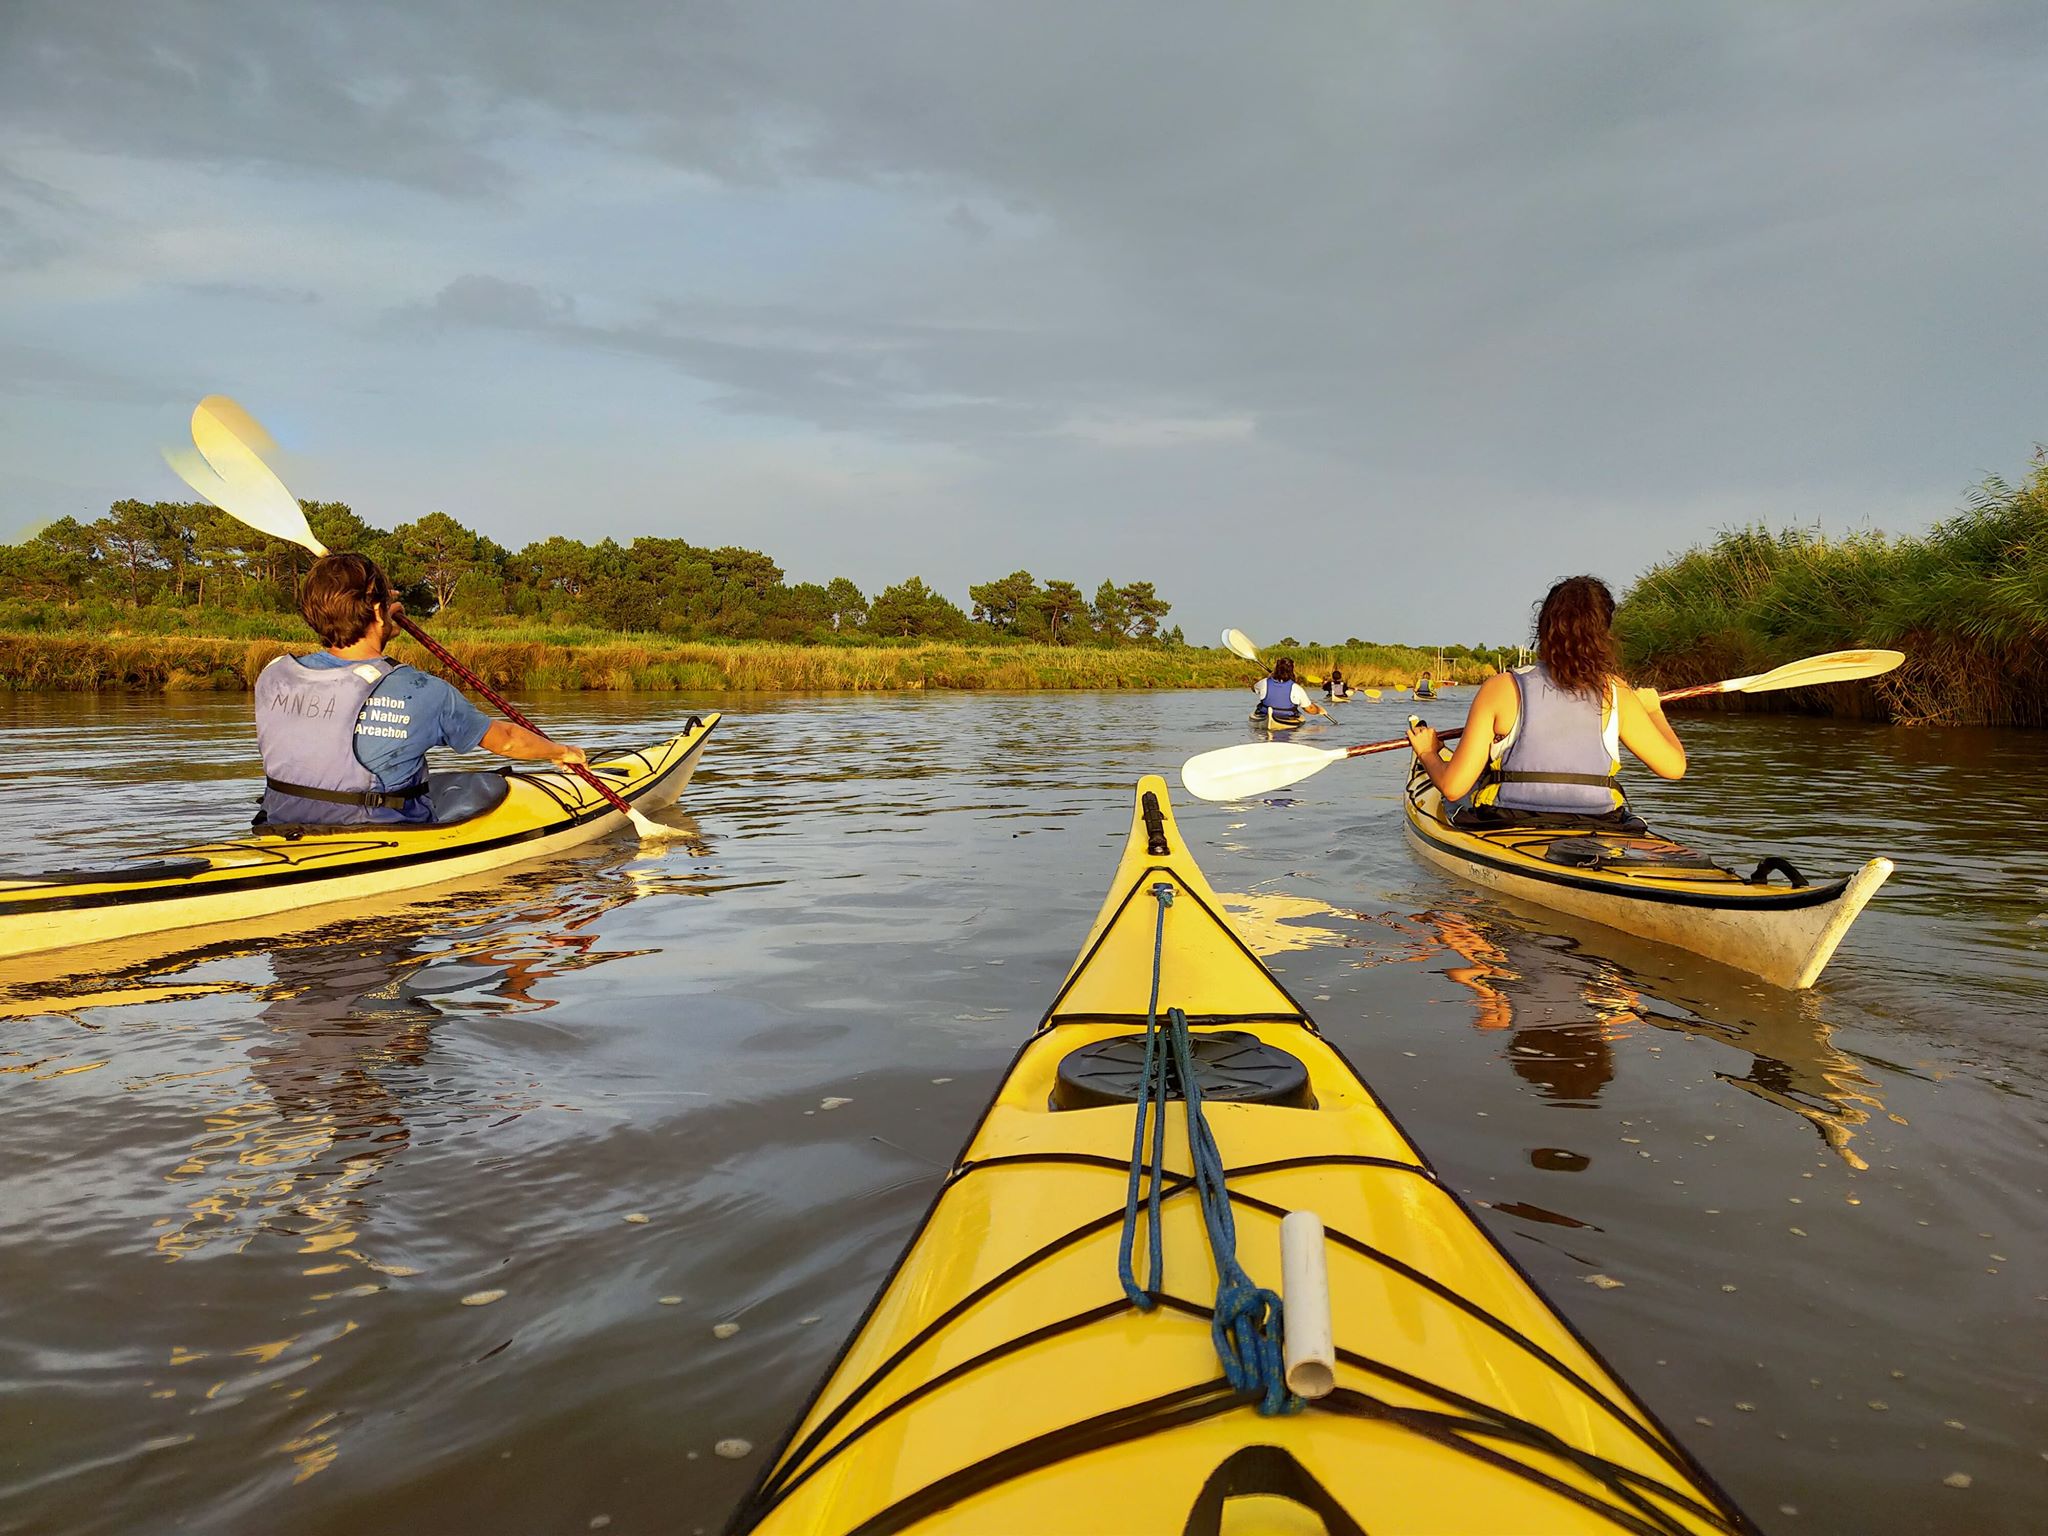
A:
[
  {"left": 1476, "top": 664, "right": 1623, "bottom": 813},
  {"left": 253, "top": 655, "right": 428, "bottom": 824}
]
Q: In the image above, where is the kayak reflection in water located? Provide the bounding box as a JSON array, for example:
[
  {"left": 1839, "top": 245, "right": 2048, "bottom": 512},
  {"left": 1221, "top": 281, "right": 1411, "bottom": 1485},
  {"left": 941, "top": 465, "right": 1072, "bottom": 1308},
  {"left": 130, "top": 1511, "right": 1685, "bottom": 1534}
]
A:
[
  {"left": 1248, "top": 655, "right": 1329, "bottom": 728},
  {"left": 1404, "top": 575, "right": 1685, "bottom": 822},
  {"left": 254, "top": 553, "right": 589, "bottom": 827}
]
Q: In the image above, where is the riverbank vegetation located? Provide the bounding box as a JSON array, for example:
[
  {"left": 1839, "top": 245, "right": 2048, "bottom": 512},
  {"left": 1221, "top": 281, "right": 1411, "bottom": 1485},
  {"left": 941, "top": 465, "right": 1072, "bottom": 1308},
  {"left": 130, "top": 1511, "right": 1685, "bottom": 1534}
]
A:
[
  {"left": 0, "top": 496, "right": 1498, "bottom": 692},
  {"left": 1617, "top": 455, "right": 2048, "bottom": 727},
  {"left": 0, "top": 498, "right": 1198, "bottom": 646},
  {"left": 0, "top": 631, "right": 1487, "bottom": 694}
]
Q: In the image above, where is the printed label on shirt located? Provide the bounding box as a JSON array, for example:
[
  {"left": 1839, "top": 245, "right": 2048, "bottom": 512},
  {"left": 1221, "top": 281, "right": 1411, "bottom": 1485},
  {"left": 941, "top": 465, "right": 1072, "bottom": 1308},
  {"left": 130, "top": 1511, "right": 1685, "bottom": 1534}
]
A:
[{"left": 357, "top": 700, "right": 415, "bottom": 742}]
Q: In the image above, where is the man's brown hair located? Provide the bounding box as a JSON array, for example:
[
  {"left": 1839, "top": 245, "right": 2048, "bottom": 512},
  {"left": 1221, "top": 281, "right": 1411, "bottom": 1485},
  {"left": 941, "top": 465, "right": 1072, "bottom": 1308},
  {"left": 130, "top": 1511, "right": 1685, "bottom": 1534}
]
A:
[{"left": 299, "top": 553, "right": 394, "bottom": 649}]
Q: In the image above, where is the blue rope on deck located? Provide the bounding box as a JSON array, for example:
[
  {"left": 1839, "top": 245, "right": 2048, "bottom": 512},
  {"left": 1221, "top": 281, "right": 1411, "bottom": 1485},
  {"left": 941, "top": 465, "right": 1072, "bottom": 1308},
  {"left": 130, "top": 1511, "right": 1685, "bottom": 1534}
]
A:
[{"left": 1116, "top": 879, "right": 1299, "bottom": 1417}]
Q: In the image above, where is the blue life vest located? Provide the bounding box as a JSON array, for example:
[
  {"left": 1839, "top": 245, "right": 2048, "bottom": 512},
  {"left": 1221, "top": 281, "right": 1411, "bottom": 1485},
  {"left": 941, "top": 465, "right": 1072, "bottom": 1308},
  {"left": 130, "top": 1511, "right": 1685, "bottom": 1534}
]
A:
[
  {"left": 1255, "top": 677, "right": 1302, "bottom": 719},
  {"left": 1474, "top": 663, "right": 1624, "bottom": 813},
  {"left": 254, "top": 655, "right": 429, "bottom": 825}
]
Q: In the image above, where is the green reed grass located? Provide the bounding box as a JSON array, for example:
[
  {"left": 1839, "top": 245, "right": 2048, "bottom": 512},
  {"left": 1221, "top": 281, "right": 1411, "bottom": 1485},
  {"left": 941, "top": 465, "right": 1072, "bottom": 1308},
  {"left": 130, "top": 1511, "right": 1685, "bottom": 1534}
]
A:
[
  {"left": 0, "top": 624, "right": 1484, "bottom": 695},
  {"left": 1617, "top": 459, "right": 2048, "bottom": 727}
]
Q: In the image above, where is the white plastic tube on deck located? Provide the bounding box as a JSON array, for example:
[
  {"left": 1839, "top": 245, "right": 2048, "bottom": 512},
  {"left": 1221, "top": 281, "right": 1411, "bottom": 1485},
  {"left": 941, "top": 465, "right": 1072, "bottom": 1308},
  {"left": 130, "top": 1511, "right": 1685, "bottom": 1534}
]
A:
[{"left": 1280, "top": 1210, "right": 1334, "bottom": 1399}]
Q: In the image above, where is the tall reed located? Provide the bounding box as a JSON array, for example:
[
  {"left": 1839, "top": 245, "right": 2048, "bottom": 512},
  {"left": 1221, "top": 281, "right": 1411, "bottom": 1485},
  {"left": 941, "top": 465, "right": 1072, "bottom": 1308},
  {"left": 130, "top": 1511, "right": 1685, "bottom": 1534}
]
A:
[
  {"left": 1617, "top": 459, "right": 2048, "bottom": 727},
  {"left": 0, "top": 630, "right": 1485, "bottom": 695}
]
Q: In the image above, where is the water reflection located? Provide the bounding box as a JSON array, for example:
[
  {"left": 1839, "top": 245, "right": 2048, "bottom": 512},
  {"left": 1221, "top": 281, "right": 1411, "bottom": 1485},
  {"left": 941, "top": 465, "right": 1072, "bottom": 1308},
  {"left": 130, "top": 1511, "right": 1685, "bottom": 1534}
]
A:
[
  {"left": 1403, "top": 902, "right": 1887, "bottom": 1166},
  {"left": 4, "top": 828, "right": 716, "bottom": 1496},
  {"left": 1213, "top": 888, "right": 1354, "bottom": 956},
  {"left": 157, "top": 927, "right": 449, "bottom": 1268},
  {"left": 1646, "top": 993, "right": 1886, "bottom": 1172}
]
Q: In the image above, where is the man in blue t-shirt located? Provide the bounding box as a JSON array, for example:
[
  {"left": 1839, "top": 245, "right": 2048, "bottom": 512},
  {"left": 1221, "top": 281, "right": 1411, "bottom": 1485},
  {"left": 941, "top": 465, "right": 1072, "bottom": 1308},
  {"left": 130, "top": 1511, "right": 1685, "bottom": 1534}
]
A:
[{"left": 254, "top": 553, "right": 586, "bottom": 826}]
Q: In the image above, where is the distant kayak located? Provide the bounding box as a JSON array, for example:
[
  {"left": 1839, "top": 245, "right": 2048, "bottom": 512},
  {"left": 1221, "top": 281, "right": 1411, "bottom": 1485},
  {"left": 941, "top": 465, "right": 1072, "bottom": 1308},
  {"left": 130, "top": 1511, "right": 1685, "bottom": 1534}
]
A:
[{"left": 1249, "top": 709, "right": 1306, "bottom": 733}]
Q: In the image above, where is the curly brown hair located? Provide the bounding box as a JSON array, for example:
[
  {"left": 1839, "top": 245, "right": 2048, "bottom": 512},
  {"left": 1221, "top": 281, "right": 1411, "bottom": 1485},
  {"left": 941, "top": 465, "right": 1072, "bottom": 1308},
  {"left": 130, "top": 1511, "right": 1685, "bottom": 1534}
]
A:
[
  {"left": 1271, "top": 656, "right": 1296, "bottom": 682},
  {"left": 1533, "top": 575, "right": 1620, "bottom": 697},
  {"left": 300, "top": 553, "right": 395, "bottom": 649}
]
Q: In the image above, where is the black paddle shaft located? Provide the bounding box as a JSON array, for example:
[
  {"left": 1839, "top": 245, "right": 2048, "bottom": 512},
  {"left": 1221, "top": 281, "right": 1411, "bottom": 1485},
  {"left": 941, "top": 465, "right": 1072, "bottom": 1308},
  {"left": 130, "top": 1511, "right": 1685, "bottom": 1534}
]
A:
[{"left": 395, "top": 615, "right": 637, "bottom": 818}]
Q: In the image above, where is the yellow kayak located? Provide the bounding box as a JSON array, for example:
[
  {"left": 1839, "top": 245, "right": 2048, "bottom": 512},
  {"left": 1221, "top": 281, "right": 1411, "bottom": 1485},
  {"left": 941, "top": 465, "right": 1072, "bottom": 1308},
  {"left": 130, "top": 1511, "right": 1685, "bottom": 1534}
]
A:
[
  {"left": 1403, "top": 761, "right": 1891, "bottom": 990},
  {"left": 731, "top": 775, "right": 1752, "bottom": 1535},
  {"left": 0, "top": 715, "right": 717, "bottom": 960}
]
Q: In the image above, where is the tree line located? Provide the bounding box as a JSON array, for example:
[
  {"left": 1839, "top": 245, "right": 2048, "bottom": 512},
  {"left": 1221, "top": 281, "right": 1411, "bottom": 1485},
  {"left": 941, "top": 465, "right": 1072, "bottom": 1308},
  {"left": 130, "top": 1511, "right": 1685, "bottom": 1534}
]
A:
[{"left": 1, "top": 499, "right": 1188, "bottom": 646}]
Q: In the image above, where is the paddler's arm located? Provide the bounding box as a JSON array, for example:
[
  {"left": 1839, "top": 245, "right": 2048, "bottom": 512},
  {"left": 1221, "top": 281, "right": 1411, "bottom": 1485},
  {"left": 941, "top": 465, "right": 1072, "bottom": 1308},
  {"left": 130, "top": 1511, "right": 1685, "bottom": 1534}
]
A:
[
  {"left": 1405, "top": 672, "right": 1514, "bottom": 800},
  {"left": 481, "top": 719, "right": 588, "bottom": 768},
  {"left": 1616, "top": 686, "right": 1685, "bottom": 779}
]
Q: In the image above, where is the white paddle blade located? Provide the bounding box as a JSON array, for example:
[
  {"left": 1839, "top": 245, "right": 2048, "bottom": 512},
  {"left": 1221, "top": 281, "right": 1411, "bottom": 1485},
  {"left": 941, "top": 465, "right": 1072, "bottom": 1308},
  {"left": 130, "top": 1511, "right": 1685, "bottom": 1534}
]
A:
[
  {"left": 1729, "top": 648, "right": 1906, "bottom": 694},
  {"left": 627, "top": 806, "right": 696, "bottom": 842},
  {"left": 1180, "top": 741, "right": 1344, "bottom": 802},
  {"left": 1221, "top": 628, "right": 1263, "bottom": 663},
  {"left": 162, "top": 443, "right": 237, "bottom": 518},
  {"left": 181, "top": 396, "right": 327, "bottom": 555}
]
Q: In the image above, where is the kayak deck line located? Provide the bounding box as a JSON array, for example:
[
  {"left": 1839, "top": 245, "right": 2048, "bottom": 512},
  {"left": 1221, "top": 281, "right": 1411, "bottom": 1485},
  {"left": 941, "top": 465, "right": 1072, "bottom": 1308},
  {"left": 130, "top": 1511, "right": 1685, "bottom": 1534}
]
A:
[
  {"left": 0, "top": 715, "right": 718, "bottom": 960},
  {"left": 1402, "top": 797, "right": 1855, "bottom": 912},
  {"left": 742, "top": 1122, "right": 1739, "bottom": 1535},
  {"left": 731, "top": 776, "right": 1754, "bottom": 1535},
  {"left": 1402, "top": 762, "right": 1890, "bottom": 989}
]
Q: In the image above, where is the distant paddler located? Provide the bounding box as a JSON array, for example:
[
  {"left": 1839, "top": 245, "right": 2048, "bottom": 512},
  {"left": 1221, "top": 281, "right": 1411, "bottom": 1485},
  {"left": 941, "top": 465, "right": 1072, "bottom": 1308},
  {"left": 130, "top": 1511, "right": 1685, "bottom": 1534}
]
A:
[
  {"left": 1322, "top": 665, "right": 1352, "bottom": 701},
  {"left": 1250, "top": 656, "right": 1329, "bottom": 729},
  {"left": 256, "top": 553, "right": 589, "bottom": 826},
  {"left": 1403, "top": 574, "right": 1684, "bottom": 818}
]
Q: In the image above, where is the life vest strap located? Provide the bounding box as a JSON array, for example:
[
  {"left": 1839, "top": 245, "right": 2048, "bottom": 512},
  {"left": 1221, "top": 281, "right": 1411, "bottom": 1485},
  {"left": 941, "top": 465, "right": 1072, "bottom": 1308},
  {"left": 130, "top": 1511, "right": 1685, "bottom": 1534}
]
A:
[
  {"left": 263, "top": 775, "right": 429, "bottom": 812},
  {"left": 1492, "top": 769, "right": 1621, "bottom": 788}
]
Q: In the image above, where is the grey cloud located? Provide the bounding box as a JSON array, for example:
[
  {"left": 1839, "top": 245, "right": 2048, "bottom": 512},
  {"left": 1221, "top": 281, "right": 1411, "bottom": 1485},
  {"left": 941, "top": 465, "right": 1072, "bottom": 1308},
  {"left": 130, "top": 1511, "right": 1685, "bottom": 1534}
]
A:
[
  {"left": 0, "top": 158, "right": 96, "bottom": 269},
  {"left": 945, "top": 203, "right": 991, "bottom": 241},
  {"left": 286, "top": 6, "right": 2038, "bottom": 483},
  {"left": 4, "top": 1, "right": 2045, "bottom": 639},
  {"left": 418, "top": 274, "right": 576, "bottom": 329},
  {"left": 176, "top": 280, "right": 320, "bottom": 306},
  {"left": 0, "top": 341, "right": 174, "bottom": 404},
  {"left": 1, "top": 2, "right": 512, "bottom": 195}
]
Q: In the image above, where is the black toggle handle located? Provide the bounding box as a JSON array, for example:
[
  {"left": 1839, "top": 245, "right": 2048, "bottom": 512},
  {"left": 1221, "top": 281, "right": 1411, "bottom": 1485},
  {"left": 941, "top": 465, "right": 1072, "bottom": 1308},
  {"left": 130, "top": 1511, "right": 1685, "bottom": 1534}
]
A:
[{"left": 1140, "top": 791, "right": 1170, "bottom": 857}]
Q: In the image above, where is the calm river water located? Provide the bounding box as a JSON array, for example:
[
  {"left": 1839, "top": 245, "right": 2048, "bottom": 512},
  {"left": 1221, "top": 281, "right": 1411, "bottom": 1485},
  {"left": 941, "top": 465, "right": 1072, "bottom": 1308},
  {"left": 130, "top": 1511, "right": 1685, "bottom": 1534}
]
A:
[{"left": 1, "top": 690, "right": 2044, "bottom": 1535}]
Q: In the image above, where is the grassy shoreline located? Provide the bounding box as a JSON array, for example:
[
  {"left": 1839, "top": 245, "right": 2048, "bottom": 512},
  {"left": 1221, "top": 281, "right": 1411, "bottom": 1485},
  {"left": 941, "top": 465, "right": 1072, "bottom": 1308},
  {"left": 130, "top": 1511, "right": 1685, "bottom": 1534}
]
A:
[
  {"left": 1617, "top": 458, "right": 2048, "bottom": 728},
  {"left": 0, "top": 630, "right": 1490, "bottom": 694}
]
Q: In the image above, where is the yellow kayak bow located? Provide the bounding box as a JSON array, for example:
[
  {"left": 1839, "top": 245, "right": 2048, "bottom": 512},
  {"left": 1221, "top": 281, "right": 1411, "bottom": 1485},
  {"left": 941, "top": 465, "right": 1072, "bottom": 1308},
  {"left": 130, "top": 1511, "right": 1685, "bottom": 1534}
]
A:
[{"left": 730, "top": 776, "right": 1753, "bottom": 1536}]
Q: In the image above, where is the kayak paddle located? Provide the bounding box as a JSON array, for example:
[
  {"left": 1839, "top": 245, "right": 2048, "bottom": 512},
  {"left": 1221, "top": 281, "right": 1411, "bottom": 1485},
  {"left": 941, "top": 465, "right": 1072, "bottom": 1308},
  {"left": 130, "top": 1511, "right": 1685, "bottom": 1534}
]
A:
[
  {"left": 1223, "top": 626, "right": 1333, "bottom": 696},
  {"left": 167, "top": 396, "right": 685, "bottom": 842},
  {"left": 1179, "top": 648, "right": 1907, "bottom": 802}
]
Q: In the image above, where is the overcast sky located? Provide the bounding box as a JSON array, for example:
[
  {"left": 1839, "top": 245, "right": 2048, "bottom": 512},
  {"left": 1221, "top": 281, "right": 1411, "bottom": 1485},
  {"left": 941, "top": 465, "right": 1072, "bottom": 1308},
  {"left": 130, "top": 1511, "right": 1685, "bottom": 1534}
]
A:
[{"left": 3, "top": 2, "right": 2043, "bottom": 645}]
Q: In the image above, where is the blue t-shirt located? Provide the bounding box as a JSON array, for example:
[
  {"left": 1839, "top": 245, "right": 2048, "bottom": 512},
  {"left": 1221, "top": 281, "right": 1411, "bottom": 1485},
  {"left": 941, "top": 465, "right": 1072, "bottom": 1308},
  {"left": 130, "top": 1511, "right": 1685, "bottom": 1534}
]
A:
[{"left": 296, "top": 653, "right": 491, "bottom": 818}]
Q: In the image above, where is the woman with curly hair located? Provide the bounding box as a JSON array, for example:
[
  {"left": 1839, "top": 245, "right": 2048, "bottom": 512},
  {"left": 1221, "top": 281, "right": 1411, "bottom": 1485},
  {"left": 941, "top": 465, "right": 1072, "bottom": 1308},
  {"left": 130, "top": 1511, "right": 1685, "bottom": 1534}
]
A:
[{"left": 1405, "top": 575, "right": 1685, "bottom": 817}]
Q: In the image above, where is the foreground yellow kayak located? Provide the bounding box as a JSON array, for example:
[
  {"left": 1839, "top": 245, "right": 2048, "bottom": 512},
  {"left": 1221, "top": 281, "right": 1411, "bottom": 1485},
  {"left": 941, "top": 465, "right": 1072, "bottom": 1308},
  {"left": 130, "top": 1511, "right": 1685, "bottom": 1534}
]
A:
[
  {"left": 1403, "top": 761, "right": 1891, "bottom": 990},
  {"left": 730, "top": 775, "right": 1753, "bottom": 1535},
  {"left": 0, "top": 715, "right": 717, "bottom": 960}
]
